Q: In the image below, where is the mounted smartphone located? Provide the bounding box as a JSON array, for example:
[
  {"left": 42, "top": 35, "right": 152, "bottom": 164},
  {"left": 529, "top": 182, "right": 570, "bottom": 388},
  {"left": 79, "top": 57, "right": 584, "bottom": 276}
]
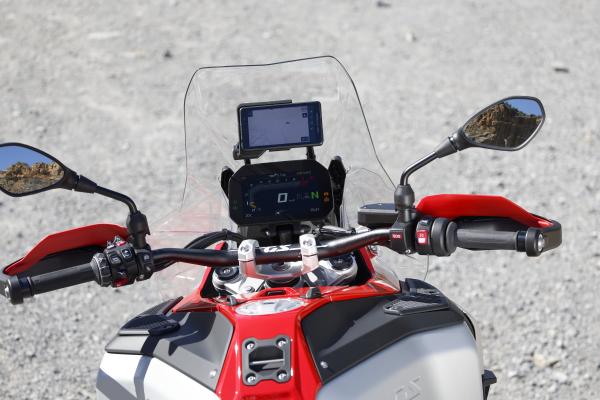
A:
[{"left": 238, "top": 101, "right": 323, "bottom": 154}]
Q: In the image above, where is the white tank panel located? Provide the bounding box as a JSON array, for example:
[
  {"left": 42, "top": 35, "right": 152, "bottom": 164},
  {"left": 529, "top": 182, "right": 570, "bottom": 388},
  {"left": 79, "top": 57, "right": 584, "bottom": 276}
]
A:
[
  {"left": 317, "top": 323, "right": 483, "bottom": 400},
  {"left": 96, "top": 353, "right": 219, "bottom": 400}
]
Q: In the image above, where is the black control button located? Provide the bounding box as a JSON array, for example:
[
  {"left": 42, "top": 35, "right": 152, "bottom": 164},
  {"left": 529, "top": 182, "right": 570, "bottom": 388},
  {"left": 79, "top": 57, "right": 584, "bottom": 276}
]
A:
[
  {"left": 107, "top": 253, "right": 122, "bottom": 266},
  {"left": 120, "top": 248, "right": 133, "bottom": 261}
]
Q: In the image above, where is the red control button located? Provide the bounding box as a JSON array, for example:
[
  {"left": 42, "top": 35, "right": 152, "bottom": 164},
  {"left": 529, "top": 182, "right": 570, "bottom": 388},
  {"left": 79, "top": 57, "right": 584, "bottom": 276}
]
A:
[{"left": 416, "top": 230, "right": 429, "bottom": 245}]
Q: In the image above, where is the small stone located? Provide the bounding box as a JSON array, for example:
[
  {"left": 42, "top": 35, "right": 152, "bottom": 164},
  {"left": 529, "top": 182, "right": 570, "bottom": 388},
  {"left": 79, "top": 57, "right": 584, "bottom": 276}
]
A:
[
  {"left": 533, "top": 353, "right": 559, "bottom": 368},
  {"left": 87, "top": 31, "right": 122, "bottom": 40},
  {"left": 405, "top": 32, "right": 417, "bottom": 42},
  {"left": 566, "top": 328, "right": 578, "bottom": 338},
  {"left": 376, "top": 0, "right": 391, "bottom": 7},
  {"left": 163, "top": 50, "right": 173, "bottom": 59},
  {"left": 551, "top": 63, "right": 569, "bottom": 73},
  {"left": 552, "top": 371, "right": 569, "bottom": 384}
]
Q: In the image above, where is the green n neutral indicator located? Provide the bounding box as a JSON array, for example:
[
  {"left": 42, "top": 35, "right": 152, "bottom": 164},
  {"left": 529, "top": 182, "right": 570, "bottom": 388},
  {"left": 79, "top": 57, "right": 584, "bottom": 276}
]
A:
[{"left": 310, "top": 191, "right": 319, "bottom": 199}]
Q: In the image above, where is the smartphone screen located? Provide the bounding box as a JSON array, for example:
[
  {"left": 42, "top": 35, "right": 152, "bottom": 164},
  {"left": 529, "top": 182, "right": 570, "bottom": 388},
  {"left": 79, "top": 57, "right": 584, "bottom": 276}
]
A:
[{"left": 238, "top": 101, "right": 323, "bottom": 151}]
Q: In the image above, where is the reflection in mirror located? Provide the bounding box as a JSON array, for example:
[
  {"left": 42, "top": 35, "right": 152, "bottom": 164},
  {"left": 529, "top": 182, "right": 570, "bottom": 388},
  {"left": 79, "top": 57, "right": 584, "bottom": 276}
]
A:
[
  {"left": 462, "top": 98, "right": 543, "bottom": 149},
  {"left": 0, "top": 145, "right": 64, "bottom": 195}
]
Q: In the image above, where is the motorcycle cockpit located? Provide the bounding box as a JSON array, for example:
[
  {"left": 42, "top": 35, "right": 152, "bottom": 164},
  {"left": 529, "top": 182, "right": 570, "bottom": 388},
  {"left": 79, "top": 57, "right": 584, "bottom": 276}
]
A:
[{"left": 223, "top": 101, "right": 339, "bottom": 244}]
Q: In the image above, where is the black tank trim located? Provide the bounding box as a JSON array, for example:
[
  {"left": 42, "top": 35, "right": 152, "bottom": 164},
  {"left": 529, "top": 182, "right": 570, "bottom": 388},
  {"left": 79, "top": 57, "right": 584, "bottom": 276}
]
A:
[
  {"left": 301, "top": 279, "right": 466, "bottom": 383},
  {"left": 105, "top": 305, "right": 232, "bottom": 391}
]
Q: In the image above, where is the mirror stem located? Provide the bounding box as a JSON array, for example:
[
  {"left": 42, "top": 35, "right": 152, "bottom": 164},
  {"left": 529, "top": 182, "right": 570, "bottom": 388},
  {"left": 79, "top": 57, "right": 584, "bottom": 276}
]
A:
[
  {"left": 95, "top": 186, "right": 138, "bottom": 214},
  {"left": 73, "top": 175, "right": 138, "bottom": 213},
  {"left": 400, "top": 151, "right": 437, "bottom": 186},
  {"left": 73, "top": 174, "right": 149, "bottom": 248},
  {"left": 395, "top": 137, "right": 460, "bottom": 223},
  {"left": 399, "top": 137, "right": 458, "bottom": 186}
]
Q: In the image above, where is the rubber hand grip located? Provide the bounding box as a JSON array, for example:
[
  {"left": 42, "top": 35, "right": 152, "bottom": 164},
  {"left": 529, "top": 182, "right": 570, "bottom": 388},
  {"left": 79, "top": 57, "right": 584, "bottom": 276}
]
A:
[
  {"left": 454, "top": 229, "right": 519, "bottom": 251},
  {"left": 29, "top": 263, "right": 96, "bottom": 295}
]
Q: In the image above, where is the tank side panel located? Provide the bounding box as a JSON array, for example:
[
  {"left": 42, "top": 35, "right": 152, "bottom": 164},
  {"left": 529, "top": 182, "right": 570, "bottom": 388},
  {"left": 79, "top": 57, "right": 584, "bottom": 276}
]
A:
[
  {"left": 144, "top": 357, "right": 220, "bottom": 400},
  {"left": 96, "top": 353, "right": 219, "bottom": 400},
  {"left": 317, "top": 323, "right": 483, "bottom": 400},
  {"left": 96, "top": 353, "right": 143, "bottom": 400}
]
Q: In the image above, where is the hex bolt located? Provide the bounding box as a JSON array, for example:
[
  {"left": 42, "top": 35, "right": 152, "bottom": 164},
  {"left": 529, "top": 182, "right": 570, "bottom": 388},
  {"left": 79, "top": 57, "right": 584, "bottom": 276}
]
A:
[
  {"left": 246, "top": 374, "right": 257, "bottom": 384},
  {"left": 4, "top": 287, "right": 9, "bottom": 298},
  {"left": 277, "top": 339, "right": 287, "bottom": 347},
  {"left": 242, "top": 285, "right": 255, "bottom": 293},
  {"left": 320, "top": 361, "right": 328, "bottom": 369},
  {"left": 246, "top": 342, "right": 255, "bottom": 350},
  {"left": 277, "top": 371, "right": 288, "bottom": 381},
  {"left": 209, "top": 369, "right": 217, "bottom": 378}
]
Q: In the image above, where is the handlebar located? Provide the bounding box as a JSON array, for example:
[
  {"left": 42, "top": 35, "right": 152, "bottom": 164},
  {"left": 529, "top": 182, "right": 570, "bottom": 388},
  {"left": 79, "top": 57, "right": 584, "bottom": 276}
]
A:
[
  {"left": 1, "top": 218, "right": 560, "bottom": 304},
  {"left": 152, "top": 228, "right": 390, "bottom": 270}
]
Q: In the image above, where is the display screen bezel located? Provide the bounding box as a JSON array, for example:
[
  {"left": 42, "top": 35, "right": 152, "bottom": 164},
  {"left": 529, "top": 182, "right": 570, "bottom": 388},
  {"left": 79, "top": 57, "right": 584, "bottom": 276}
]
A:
[
  {"left": 228, "top": 159, "right": 333, "bottom": 226},
  {"left": 238, "top": 101, "right": 323, "bottom": 152}
]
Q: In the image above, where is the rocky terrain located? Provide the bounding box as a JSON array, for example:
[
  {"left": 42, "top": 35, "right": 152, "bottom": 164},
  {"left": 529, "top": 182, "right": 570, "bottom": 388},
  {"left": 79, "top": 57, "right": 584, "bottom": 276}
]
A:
[
  {"left": 1, "top": 1, "right": 599, "bottom": 399},
  {"left": 0, "top": 161, "right": 63, "bottom": 194},
  {"left": 463, "top": 102, "right": 543, "bottom": 148}
]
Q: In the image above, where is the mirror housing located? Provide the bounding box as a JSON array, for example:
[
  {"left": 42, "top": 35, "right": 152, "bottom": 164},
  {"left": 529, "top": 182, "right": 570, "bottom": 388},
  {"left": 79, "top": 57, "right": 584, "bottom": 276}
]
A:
[
  {"left": 0, "top": 143, "right": 79, "bottom": 197},
  {"left": 453, "top": 96, "right": 545, "bottom": 152},
  {"left": 395, "top": 96, "right": 546, "bottom": 228},
  {"left": 0, "top": 142, "right": 150, "bottom": 248}
]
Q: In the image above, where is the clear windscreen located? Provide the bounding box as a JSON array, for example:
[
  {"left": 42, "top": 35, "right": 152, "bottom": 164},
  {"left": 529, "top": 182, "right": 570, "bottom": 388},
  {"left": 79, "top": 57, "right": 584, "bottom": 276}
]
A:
[{"left": 151, "top": 56, "right": 426, "bottom": 299}]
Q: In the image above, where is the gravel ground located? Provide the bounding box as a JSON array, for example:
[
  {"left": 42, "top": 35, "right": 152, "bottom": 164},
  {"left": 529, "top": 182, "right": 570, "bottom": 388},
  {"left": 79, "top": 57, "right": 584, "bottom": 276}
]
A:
[{"left": 1, "top": 1, "right": 598, "bottom": 399}]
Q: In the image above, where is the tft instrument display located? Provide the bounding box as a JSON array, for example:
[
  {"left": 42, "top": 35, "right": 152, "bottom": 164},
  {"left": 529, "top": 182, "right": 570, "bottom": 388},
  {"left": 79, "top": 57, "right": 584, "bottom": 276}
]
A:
[{"left": 228, "top": 159, "right": 333, "bottom": 225}]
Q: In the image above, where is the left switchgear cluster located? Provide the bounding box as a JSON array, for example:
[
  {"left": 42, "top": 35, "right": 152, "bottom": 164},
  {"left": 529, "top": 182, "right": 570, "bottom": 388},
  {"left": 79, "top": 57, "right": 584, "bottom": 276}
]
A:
[{"left": 92, "top": 236, "right": 153, "bottom": 287}]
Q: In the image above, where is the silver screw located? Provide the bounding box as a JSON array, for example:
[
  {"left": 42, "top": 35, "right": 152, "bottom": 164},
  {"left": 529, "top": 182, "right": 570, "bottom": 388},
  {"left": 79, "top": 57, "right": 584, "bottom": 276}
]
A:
[
  {"left": 246, "top": 374, "right": 256, "bottom": 384},
  {"left": 277, "top": 371, "right": 288, "bottom": 381},
  {"left": 277, "top": 339, "right": 287, "bottom": 347},
  {"left": 242, "top": 285, "right": 254, "bottom": 293},
  {"left": 320, "top": 361, "right": 328, "bottom": 369},
  {"left": 246, "top": 342, "right": 255, "bottom": 350},
  {"left": 209, "top": 369, "right": 217, "bottom": 378},
  {"left": 222, "top": 267, "right": 231, "bottom": 275}
]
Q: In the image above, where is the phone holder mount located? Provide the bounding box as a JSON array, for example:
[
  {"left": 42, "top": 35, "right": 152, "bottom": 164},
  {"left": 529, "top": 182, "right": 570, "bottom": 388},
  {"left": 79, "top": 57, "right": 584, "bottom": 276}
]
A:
[
  {"left": 232, "top": 99, "right": 319, "bottom": 164},
  {"left": 233, "top": 100, "right": 293, "bottom": 162}
]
